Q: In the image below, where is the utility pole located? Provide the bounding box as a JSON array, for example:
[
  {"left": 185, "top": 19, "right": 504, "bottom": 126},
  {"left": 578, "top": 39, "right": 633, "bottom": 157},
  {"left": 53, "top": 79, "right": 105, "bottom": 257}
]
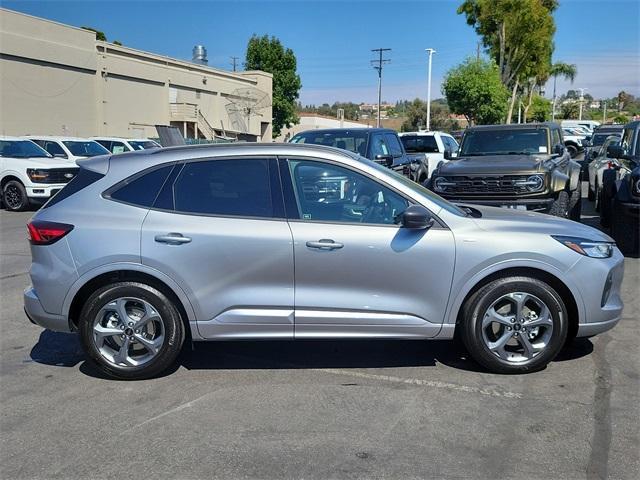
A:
[
  {"left": 551, "top": 75, "right": 557, "bottom": 122},
  {"left": 230, "top": 56, "right": 239, "bottom": 72},
  {"left": 578, "top": 87, "right": 586, "bottom": 120},
  {"left": 425, "top": 48, "right": 436, "bottom": 131},
  {"left": 603, "top": 99, "right": 607, "bottom": 123},
  {"left": 371, "top": 48, "right": 391, "bottom": 128},
  {"left": 476, "top": 42, "right": 480, "bottom": 60}
]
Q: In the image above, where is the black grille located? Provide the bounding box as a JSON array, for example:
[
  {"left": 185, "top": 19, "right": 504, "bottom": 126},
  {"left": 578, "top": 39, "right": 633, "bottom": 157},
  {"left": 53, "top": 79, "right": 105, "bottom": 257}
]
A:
[
  {"left": 43, "top": 168, "right": 79, "bottom": 184},
  {"left": 440, "top": 176, "right": 533, "bottom": 195}
]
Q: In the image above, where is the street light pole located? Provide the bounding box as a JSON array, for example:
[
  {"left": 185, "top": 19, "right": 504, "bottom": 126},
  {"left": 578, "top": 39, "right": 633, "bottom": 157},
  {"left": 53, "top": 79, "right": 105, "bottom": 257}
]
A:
[
  {"left": 551, "top": 75, "right": 557, "bottom": 122},
  {"left": 578, "top": 87, "right": 586, "bottom": 121},
  {"left": 425, "top": 48, "right": 436, "bottom": 131}
]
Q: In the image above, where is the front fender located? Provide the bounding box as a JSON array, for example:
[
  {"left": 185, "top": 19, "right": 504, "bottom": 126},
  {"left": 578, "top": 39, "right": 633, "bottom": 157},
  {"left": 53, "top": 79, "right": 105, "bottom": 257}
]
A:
[
  {"left": 568, "top": 159, "right": 582, "bottom": 191},
  {"left": 444, "top": 257, "right": 586, "bottom": 326}
]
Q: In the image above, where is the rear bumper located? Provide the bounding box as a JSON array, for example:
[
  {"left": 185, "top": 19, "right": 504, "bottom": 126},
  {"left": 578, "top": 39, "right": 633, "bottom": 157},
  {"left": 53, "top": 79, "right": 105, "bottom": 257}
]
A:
[
  {"left": 23, "top": 287, "right": 71, "bottom": 332},
  {"left": 577, "top": 317, "right": 620, "bottom": 337}
]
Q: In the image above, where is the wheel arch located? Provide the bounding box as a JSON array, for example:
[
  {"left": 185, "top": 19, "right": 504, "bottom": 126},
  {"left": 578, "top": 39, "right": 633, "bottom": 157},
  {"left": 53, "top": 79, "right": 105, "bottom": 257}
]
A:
[
  {"left": 65, "top": 265, "right": 197, "bottom": 340},
  {"left": 1, "top": 174, "right": 24, "bottom": 189},
  {"left": 449, "top": 265, "right": 581, "bottom": 341}
]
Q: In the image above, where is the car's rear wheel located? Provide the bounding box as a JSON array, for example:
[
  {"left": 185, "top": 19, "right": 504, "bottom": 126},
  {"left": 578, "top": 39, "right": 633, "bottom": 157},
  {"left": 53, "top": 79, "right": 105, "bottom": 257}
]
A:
[
  {"left": 3, "top": 180, "right": 29, "bottom": 212},
  {"left": 79, "top": 282, "right": 185, "bottom": 380},
  {"left": 600, "top": 170, "right": 617, "bottom": 227},
  {"left": 588, "top": 181, "right": 595, "bottom": 201},
  {"left": 460, "top": 276, "right": 568, "bottom": 374},
  {"left": 569, "top": 189, "right": 582, "bottom": 221},
  {"left": 566, "top": 144, "right": 578, "bottom": 158}
]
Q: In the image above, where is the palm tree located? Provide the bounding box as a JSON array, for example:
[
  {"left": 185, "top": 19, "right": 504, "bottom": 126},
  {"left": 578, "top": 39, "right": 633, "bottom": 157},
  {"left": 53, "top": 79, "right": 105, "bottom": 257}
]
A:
[{"left": 550, "top": 62, "right": 577, "bottom": 121}]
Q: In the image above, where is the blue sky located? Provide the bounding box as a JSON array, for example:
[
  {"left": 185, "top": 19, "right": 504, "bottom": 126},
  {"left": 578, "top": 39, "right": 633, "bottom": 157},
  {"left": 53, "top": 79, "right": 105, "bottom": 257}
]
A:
[{"left": 3, "top": 0, "right": 639, "bottom": 104}]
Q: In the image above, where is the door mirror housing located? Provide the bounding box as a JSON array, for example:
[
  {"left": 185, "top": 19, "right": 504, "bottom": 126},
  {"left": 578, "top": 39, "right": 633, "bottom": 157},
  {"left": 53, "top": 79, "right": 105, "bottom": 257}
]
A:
[
  {"left": 400, "top": 205, "right": 434, "bottom": 229},
  {"left": 374, "top": 154, "right": 393, "bottom": 167},
  {"left": 443, "top": 150, "right": 452, "bottom": 160},
  {"left": 607, "top": 144, "right": 624, "bottom": 159},
  {"left": 553, "top": 144, "right": 565, "bottom": 156}
]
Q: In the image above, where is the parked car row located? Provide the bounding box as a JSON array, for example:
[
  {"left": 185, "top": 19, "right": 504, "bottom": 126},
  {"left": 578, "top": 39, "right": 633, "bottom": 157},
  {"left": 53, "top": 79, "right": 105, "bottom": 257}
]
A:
[{"left": 0, "top": 135, "right": 159, "bottom": 211}]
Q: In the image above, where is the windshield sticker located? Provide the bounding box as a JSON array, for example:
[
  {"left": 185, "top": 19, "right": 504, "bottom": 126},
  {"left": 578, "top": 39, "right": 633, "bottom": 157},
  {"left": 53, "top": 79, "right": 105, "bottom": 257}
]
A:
[
  {"left": 539, "top": 146, "right": 548, "bottom": 153},
  {"left": 303, "top": 213, "right": 312, "bottom": 219}
]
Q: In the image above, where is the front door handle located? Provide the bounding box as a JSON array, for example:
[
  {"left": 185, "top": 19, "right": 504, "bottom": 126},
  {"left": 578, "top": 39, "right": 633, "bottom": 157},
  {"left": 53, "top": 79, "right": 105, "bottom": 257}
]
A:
[
  {"left": 306, "top": 239, "right": 344, "bottom": 250},
  {"left": 154, "top": 233, "right": 192, "bottom": 245}
]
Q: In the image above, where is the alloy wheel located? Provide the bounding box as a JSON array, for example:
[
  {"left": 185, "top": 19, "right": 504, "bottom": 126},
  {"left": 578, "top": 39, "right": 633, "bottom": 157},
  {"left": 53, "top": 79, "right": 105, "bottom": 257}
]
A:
[
  {"left": 481, "top": 292, "right": 554, "bottom": 364},
  {"left": 92, "top": 297, "right": 165, "bottom": 367},
  {"left": 4, "top": 185, "right": 23, "bottom": 210}
]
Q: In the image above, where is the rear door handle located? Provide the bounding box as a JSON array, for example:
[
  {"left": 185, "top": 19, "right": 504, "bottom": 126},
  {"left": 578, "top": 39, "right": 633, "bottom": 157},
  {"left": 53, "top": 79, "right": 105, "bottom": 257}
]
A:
[
  {"left": 306, "top": 239, "right": 344, "bottom": 250},
  {"left": 154, "top": 233, "right": 192, "bottom": 245}
]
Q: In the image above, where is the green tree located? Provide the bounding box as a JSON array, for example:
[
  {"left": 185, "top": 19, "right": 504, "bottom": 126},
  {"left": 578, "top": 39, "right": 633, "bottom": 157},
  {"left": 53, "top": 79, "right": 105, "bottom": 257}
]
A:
[
  {"left": 560, "top": 102, "right": 579, "bottom": 120},
  {"left": 245, "top": 35, "right": 302, "bottom": 138},
  {"left": 613, "top": 114, "right": 629, "bottom": 124},
  {"left": 81, "top": 27, "right": 107, "bottom": 41},
  {"left": 548, "top": 62, "right": 576, "bottom": 120},
  {"left": 442, "top": 58, "right": 509, "bottom": 125},
  {"left": 458, "top": 0, "right": 557, "bottom": 123},
  {"left": 401, "top": 99, "right": 459, "bottom": 132},
  {"left": 528, "top": 94, "right": 551, "bottom": 122}
]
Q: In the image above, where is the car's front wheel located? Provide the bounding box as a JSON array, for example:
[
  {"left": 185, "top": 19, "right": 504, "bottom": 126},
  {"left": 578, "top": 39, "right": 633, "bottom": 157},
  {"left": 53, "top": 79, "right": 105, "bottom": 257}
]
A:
[
  {"left": 79, "top": 282, "right": 185, "bottom": 380},
  {"left": 460, "top": 276, "right": 568, "bottom": 374},
  {"left": 3, "top": 180, "right": 30, "bottom": 211}
]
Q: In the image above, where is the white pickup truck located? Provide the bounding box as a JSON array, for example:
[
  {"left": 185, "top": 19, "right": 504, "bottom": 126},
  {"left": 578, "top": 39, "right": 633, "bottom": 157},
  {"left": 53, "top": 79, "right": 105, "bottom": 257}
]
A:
[
  {"left": 0, "top": 137, "right": 79, "bottom": 211},
  {"left": 398, "top": 131, "right": 459, "bottom": 184}
]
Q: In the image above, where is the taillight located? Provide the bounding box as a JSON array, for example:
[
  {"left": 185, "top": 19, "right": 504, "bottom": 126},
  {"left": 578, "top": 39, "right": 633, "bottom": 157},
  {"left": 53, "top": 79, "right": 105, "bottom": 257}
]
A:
[{"left": 27, "top": 221, "right": 74, "bottom": 245}]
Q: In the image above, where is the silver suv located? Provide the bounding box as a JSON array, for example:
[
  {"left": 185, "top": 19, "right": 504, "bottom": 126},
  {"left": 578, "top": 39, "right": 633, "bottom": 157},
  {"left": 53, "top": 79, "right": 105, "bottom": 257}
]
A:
[{"left": 24, "top": 144, "right": 624, "bottom": 379}]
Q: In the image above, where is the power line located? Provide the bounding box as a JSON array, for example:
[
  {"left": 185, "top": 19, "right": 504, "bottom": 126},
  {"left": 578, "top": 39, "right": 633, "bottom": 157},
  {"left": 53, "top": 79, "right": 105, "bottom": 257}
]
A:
[
  {"left": 371, "top": 48, "right": 391, "bottom": 128},
  {"left": 230, "top": 56, "right": 239, "bottom": 72}
]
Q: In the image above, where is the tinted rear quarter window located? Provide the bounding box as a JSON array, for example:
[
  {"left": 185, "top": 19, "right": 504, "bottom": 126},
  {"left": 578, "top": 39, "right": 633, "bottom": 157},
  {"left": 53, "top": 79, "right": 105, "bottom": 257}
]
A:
[
  {"left": 44, "top": 169, "right": 104, "bottom": 209},
  {"left": 172, "top": 159, "right": 273, "bottom": 218},
  {"left": 108, "top": 165, "right": 174, "bottom": 207}
]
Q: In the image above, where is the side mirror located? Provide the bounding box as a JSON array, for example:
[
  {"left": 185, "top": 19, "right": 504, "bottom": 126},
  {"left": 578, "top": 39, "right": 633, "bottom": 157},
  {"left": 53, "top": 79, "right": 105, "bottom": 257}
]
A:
[
  {"left": 553, "top": 144, "right": 565, "bottom": 156},
  {"left": 400, "top": 205, "right": 434, "bottom": 229},
  {"left": 590, "top": 149, "right": 599, "bottom": 160},
  {"left": 443, "top": 150, "right": 452, "bottom": 160},
  {"left": 374, "top": 154, "right": 393, "bottom": 167},
  {"left": 607, "top": 144, "right": 623, "bottom": 159}
]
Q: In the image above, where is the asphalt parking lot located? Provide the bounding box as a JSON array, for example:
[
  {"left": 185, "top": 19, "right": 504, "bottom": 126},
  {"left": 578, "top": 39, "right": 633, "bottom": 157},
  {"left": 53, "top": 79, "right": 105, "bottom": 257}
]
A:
[{"left": 1, "top": 188, "right": 638, "bottom": 480}]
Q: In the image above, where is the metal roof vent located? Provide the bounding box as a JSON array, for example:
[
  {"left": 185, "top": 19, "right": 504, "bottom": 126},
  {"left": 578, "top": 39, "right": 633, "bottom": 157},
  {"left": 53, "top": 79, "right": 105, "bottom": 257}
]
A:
[{"left": 192, "top": 45, "right": 208, "bottom": 65}]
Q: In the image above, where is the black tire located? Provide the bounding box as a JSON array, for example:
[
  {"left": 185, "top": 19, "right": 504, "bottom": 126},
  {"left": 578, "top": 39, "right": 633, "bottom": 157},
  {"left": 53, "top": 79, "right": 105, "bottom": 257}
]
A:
[
  {"left": 569, "top": 188, "right": 582, "bottom": 221},
  {"left": 548, "top": 191, "right": 570, "bottom": 218},
  {"left": 460, "top": 276, "right": 569, "bottom": 374},
  {"left": 566, "top": 144, "right": 578, "bottom": 158},
  {"left": 594, "top": 182, "right": 600, "bottom": 212},
  {"left": 79, "top": 281, "right": 185, "bottom": 380},
  {"left": 600, "top": 170, "right": 617, "bottom": 228},
  {"left": 3, "top": 180, "right": 30, "bottom": 212},
  {"left": 610, "top": 198, "right": 639, "bottom": 256}
]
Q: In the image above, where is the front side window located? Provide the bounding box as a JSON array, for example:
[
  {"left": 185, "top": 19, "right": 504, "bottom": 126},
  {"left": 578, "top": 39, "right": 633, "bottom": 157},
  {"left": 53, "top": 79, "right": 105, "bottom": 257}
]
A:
[
  {"left": 44, "top": 141, "right": 66, "bottom": 157},
  {"left": 173, "top": 159, "right": 273, "bottom": 217},
  {"left": 620, "top": 128, "right": 635, "bottom": 156},
  {"left": 290, "top": 131, "right": 368, "bottom": 157},
  {"left": 111, "top": 142, "right": 128, "bottom": 154},
  {"left": 62, "top": 141, "right": 110, "bottom": 157},
  {"left": 442, "top": 136, "right": 459, "bottom": 153},
  {"left": 128, "top": 140, "right": 160, "bottom": 150},
  {"left": 384, "top": 133, "right": 403, "bottom": 157},
  {"left": 369, "top": 134, "right": 389, "bottom": 158},
  {"left": 286, "top": 159, "right": 408, "bottom": 225}
]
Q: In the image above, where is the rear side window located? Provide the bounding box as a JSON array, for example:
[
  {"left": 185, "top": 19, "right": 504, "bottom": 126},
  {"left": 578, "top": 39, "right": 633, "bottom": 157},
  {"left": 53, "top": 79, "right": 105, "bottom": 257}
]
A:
[
  {"left": 108, "top": 165, "right": 174, "bottom": 207},
  {"left": 172, "top": 159, "right": 273, "bottom": 218},
  {"left": 43, "top": 169, "right": 104, "bottom": 209}
]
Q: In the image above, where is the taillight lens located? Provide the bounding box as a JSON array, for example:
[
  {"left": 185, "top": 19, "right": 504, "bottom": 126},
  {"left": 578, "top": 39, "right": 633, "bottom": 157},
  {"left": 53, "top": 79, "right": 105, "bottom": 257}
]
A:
[{"left": 27, "top": 221, "right": 74, "bottom": 245}]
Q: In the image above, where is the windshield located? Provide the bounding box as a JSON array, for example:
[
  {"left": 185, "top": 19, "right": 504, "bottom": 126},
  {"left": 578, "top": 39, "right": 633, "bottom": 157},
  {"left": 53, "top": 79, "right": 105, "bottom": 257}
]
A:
[
  {"left": 460, "top": 128, "right": 549, "bottom": 156},
  {"left": 128, "top": 140, "right": 160, "bottom": 150},
  {"left": 363, "top": 153, "right": 467, "bottom": 217},
  {"left": 0, "top": 140, "right": 51, "bottom": 158},
  {"left": 62, "top": 141, "right": 109, "bottom": 157},
  {"left": 290, "top": 131, "right": 368, "bottom": 156},
  {"left": 592, "top": 133, "right": 619, "bottom": 146},
  {"left": 400, "top": 135, "right": 439, "bottom": 153}
]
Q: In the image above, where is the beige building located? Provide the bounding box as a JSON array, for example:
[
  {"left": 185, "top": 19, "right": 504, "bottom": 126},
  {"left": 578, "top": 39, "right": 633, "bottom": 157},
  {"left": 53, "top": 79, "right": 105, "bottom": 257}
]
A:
[{"left": 0, "top": 8, "right": 273, "bottom": 141}]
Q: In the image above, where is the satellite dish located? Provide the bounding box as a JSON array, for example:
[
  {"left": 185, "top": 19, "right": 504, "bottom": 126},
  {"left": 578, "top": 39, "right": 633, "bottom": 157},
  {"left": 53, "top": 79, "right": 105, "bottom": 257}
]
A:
[{"left": 225, "top": 87, "right": 271, "bottom": 134}]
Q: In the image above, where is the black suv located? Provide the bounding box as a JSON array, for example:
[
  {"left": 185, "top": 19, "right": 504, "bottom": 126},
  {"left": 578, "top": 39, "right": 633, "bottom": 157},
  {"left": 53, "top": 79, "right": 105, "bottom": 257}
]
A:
[
  {"left": 428, "top": 122, "right": 582, "bottom": 219},
  {"left": 289, "top": 128, "right": 413, "bottom": 177},
  {"left": 600, "top": 120, "right": 639, "bottom": 255}
]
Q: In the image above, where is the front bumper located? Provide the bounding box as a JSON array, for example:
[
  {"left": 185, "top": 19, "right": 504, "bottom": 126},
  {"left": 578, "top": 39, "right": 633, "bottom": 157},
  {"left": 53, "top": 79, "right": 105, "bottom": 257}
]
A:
[
  {"left": 569, "top": 249, "right": 625, "bottom": 338},
  {"left": 24, "top": 287, "right": 71, "bottom": 332},
  {"left": 618, "top": 200, "right": 640, "bottom": 220},
  {"left": 450, "top": 197, "right": 554, "bottom": 212},
  {"left": 26, "top": 184, "right": 65, "bottom": 203}
]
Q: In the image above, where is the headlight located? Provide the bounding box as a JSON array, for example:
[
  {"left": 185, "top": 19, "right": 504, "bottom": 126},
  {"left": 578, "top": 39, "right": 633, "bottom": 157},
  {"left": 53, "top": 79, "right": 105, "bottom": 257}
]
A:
[
  {"left": 433, "top": 177, "right": 456, "bottom": 192},
  {"left": 552, "top": 235, "right": 615, "bottom": 258},
  {"left": 27, "top": 169, "right": 50, "bottom": 182},
  {"left": 514, "top": 174, "right": 545, "bottom": 192}
]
